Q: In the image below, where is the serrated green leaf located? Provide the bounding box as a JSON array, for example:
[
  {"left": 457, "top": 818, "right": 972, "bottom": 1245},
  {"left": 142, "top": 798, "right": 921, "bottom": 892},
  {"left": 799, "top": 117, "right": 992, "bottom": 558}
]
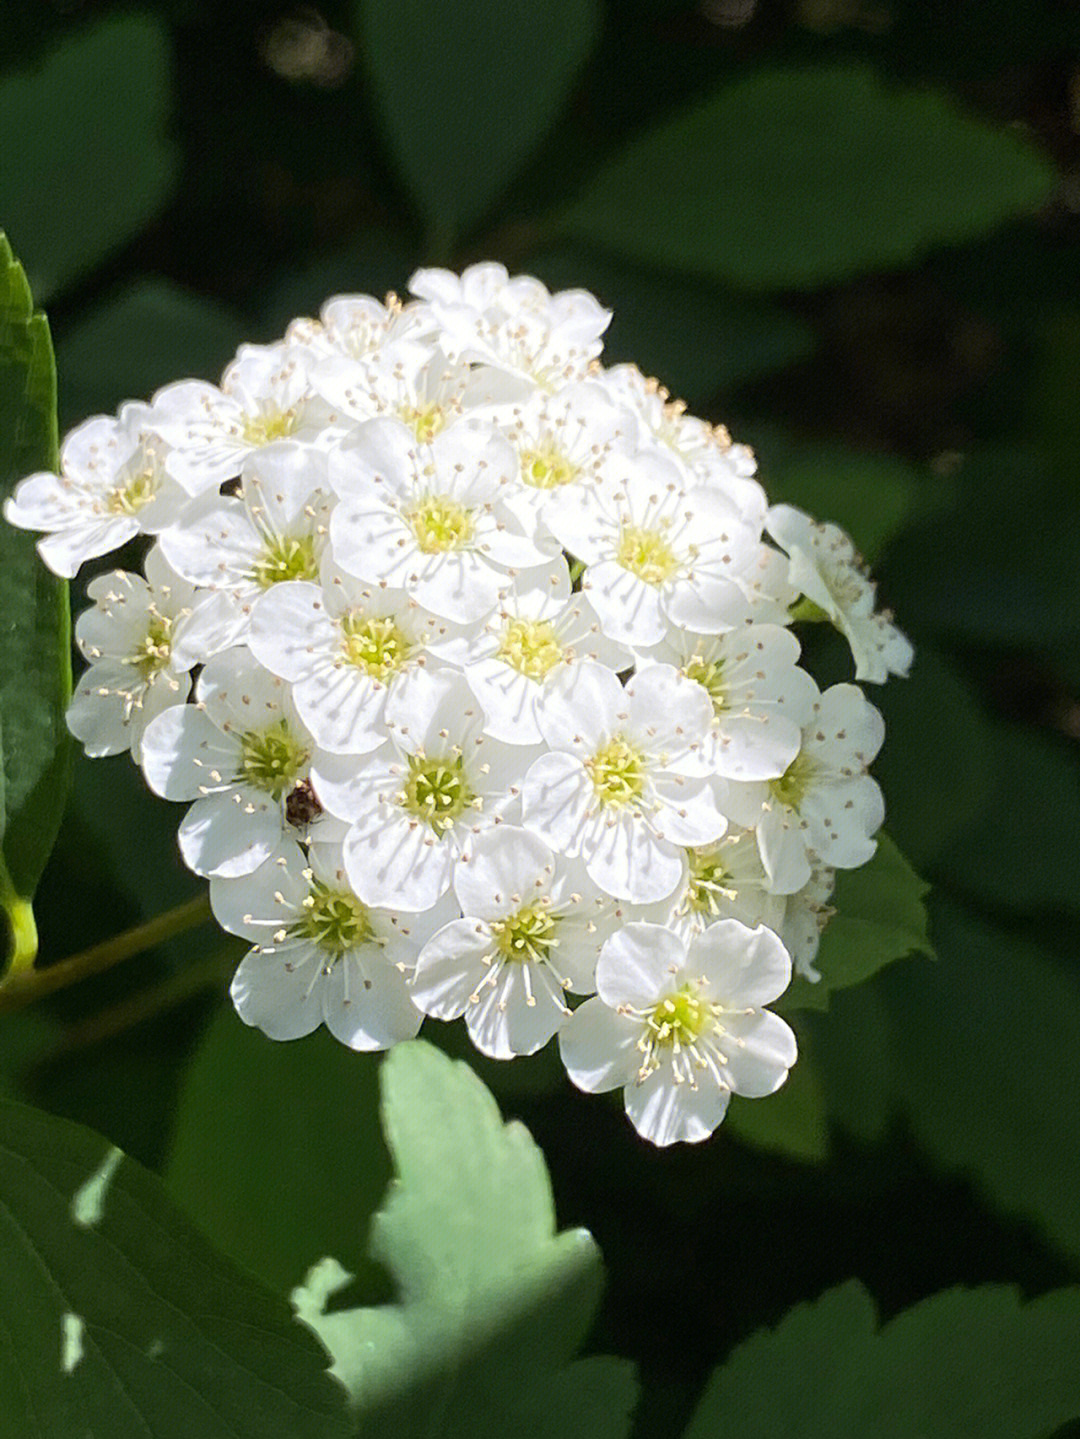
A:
[
  {"left": 684, "top": 1280, "right": 1080, "bottom": 1438},
  {"left": 784, "top": 835, "right": 932, "bottom": 1011},
  {"left": 0, "top": 17, "right": 178, "bottom": 300},
  {"left": 166, "top": 1007, "right": 391, "bottom": 1297},
  {"left": 0, "top": 233, "right": 70, "bottom": 970},
  {"left": 57, "top": 278, "right": 244, "bottom": 428},
  {"left": 292, "top": 1040, "right": 634, "bottom": 1439},
  {"left": 725, "top": 1047, "right": 828, "bottom": 1163},
  {"left": 567, "top": 65, "right": 1054, "bottom": 291},
  {"left": 0, "top": 1099, "right": 351, "bottom": 1439},
  {"left": 355, "top": 0, "right": 600, "bottom": 241}
]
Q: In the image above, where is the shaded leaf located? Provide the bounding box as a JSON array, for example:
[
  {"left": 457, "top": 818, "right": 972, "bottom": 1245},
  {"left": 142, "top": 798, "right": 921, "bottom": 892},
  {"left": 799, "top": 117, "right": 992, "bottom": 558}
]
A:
[
  {"left": 818, "top": 900, "right": 1080, "bottom": 1265},
  {"left": 684, "top": 1279, "right": 1080, "bottom": 1438},
  {"left": 725, "top": 1047, "right": 828, "bottom": 1163},
  {"left": 0, "top": 234, "right": 69, "bottom": 969},
  {"left": 292, "top": 1040, "right": 634, "bottom": 1439},
  {"left": 356, "top": 0, "right": 600, "bottom": 241},
  {"left": 0, "top": 1098, "right": 351, "bottom": 1438},
  {"left": 783, "top": 835, "right": 932, "bottom": 1011},
  {"left": 57, "top": 278, "right": 244, "bottom": 428},
  {"left": 167, "top": 1007, "right": 391, "bottom": 1297},
  {"left": 0, "top": 17, "right": 178, "bottom": 300},
  {"left": 568, "top": 65, "right": 1053, "bottom": 291}
]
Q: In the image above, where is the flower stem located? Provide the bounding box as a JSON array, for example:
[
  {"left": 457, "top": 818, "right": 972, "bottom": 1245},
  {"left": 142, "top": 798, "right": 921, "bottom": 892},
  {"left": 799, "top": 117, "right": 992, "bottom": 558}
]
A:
[{"left": 0, "top": 893, "right": 213, "bottom": 1014}]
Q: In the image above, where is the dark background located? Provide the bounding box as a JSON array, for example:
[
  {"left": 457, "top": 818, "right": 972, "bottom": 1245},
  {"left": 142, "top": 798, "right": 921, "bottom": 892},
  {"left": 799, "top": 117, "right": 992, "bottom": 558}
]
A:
[{"left": 2, "top": 3, "right": 1079, "bottom": 1435}]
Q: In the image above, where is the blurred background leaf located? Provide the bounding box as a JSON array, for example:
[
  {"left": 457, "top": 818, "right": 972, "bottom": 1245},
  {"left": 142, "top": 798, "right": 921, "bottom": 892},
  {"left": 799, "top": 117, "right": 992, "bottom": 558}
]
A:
[
  {"left": 0, "top": 17, "right": 178, "bottom": 302},
  {"left": 565, "top": 64, "right": 1055, "bottom": 291}
]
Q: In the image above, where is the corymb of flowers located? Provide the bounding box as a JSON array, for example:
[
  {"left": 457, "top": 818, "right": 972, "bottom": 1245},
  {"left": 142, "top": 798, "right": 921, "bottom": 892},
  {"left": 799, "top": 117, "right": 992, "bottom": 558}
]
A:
[{"left": 5, "top": 263, "right": 913, "bottom": 1147}]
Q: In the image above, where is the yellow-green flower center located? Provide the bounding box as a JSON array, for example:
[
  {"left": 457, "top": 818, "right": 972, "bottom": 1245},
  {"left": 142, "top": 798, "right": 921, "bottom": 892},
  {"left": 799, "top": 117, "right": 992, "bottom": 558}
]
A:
[
  {"left": 242, "top": 409, "right": 299, "bottom": 446},
  {"left": 401, "top": 753, "right": 474, "bottom": 833},
  {"left": 250, "top": 533, "right": 321, "bottom": 589},
  {"left": 520, "top": 447, "right": 577, "bottom": 490},
  {"left": 498, "top": 618, "right": 563, "bottom": 681},
  {"left": 239, "top": 720, "right": 311, "bottom": 798},
  {"left": 340, "top": 613, "right": 412, "bottom": 678},
  {"left": 490, "top": 903, "right": 557, "bottom": 964},
  {"left": 683, "top": 655, "right": 727, "bottom": 715},
  {"left": 107, "top": 467, "right": 157, "bottom": 515},
  {"left": 399, "top": 403, "right": 446, "bottom": 443},
  {"left": 646, "top": 987, "right": 713, "bottom": 1048},
  {"left": 684, "top": 846, "right": 731, "bottom": 916},
  {"left": 616, "top": 524, "right": 679, "bottom": 586},
  {"left": 130, "top": 614, "right": 174, "bottom": 681},
  {"left": 587, "top": 735, "right": 647, "bottom": 807},
  {"left": 293, "top": 882, "right": 373, "bottom": 958},
  {"left": 405, "top": 495, "right": 474, "bottom": 554},
  {"left": 768, "top": 750, "right": 815, "bottom": 811}
]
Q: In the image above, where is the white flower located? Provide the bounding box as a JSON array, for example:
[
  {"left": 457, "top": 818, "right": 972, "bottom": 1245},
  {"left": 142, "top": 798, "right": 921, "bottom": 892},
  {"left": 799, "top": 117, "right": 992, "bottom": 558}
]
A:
[
  {"left": 521, "top": 661, "right": 725, "bottom": 903},
  {"left": 311, "top": 342, "right": 485, "bottom": 440},
  {"left": 781, "top": 862, "right": 836, "bottom": 983},
  {"left": 546, "top": 454, "right": 758, "bottom": 646},
  {"left": 150, "top": 343, "right": 341, "bottom": 492},
  {"left": 3, "top": 403, "right": 190, "bottom": 577},
  {"left": 67, "top": 547, "right": 206, "bottom": 759},
  {"left": 719, "top": 681, "right": 885, "bottom": 893},
  {"left": 247, "top": 565, "right": 443, "bottom": 754},
  {"left": 140, "top": 648, "right": 318, "bottom": 878},
  {"left": 311, "top": 667, "right": 532, "bottom": 911},
  {"left": 286, "top": 291, "right": 434, "bottom": 362},
  {"left": 766, "top": 505, "right": 914, "bottom": 683},
  {"left": 639, "top": 828, "right": 787, "bottom": 945},
  {"left": 640, "top": 624, "right": 817, "bottom": 781},
  {"left": 559, "top": 920, "right": 797, "bottom": 1146},
  {"left": 410, "top": 262, "right": 611, "bottom": 394},
  {"left": 428, "top": 558, "right": 630, "bottom": 745},
  {"left": 212, "top": 837, "right": 449, "bottom": 1049},
  {"left": 411, "top": 826, "right": 621, "bottom": 1059},
  {"left": 328, "top": 417, "right": 549, "bottom": 623},
  {"left": 158, "top": 441, "right": 332, "bottom": 642}
]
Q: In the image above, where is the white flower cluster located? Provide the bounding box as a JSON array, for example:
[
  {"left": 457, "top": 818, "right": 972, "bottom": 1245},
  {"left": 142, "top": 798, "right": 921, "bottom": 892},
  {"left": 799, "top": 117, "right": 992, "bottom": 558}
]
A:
[{"left": 5, "top": 263, "right": 912, "bottom": 1147}]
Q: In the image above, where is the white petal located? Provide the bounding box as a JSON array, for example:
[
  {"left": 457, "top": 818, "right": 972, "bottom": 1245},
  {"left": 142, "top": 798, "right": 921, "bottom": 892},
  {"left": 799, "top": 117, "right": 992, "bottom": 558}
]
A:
[
  {"left": 454, "top": 825, "right": 553, "bottom": 918},
  {"left": 139, "top": 705, "right": 240, "bottom": 800},
  {"left": 411, "top": 921, "right": 493, "bottom": 1020},
  {"left": 230, "top": 948, "right": 324, "bottom": 1040},
  {"left": 624, "top": 1067, "right": 730, "bottom": 1146},
  {"left": 595, "top": 922, "right": 686, "bottom": 1007},
  {"left": 558, "top": 998, "right": 641, "bottom": 1094},
  {"left": 720, "top": 1010, "right": 798, "bottom": 1097},
  {"left": 688, "top": 920, "right": 792, "bottom": 1008},
  {"left": 322, "top": 952, "right": 424, "bottom": 1050},
  {"left": 178, "top": 789, "right": 282, "bottom": 878}
]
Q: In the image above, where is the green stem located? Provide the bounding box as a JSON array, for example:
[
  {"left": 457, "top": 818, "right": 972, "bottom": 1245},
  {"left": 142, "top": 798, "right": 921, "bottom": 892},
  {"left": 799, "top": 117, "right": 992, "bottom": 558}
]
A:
[
  {"left": 788, "top": 597, "right": 830, "bottom": 624},
  {"left": 0, "top": 893, "right": 213, "bottom": 1014}
]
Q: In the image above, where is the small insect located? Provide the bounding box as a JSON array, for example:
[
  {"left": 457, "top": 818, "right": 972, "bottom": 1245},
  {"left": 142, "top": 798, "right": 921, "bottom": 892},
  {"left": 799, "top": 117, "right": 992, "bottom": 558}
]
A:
[{"left": 285, "top": 778, "right": 323, "bottom": 829}]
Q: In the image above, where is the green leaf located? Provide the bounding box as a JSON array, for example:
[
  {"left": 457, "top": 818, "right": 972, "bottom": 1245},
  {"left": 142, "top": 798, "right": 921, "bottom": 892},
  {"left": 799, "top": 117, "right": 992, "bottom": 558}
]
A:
[
  {"left": 167, "top": 1007, "right": 391, "bottom": 1297},
  {"left": 57, "top": 279, "right": 244, "bottom": 428},
  {"left": 0, "top": 17, "right": 178, "bottom": 301},
  {"left": 355, "top": 0, "right": 600, "bottom": 242},
  {"left": 0, "top": 1098, "right": 351, "bottom": 1438},
  {"left": 0, "top": 234, "right": 70, "bottom": 970},
  {"left": 817, "top": 900, "right": 1080, "bottom": 1265},
  {"left": 684, "top": 1280, "right": 1080, "bottom": 1438},
  {"left": 932, "top": 721, "right": 1080, "bottom": 918},
  {"left": 783, "top": 835, "right": 932, "bottom": 1011},
  {"left": 292, "top": 1039, "right": 636, "bottom": 1438},
  {"left": 757, "top": 443, "right": 927, "bottom": 562},
  {"left": 567, "top": 65, "right": 1054, "bottom": 292},
  {"left": 871, "top": 649, "right": 996, "bottom": 872},
  {"left": 725, "top": 1047, "right": 828, "bottom": 1163}
]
